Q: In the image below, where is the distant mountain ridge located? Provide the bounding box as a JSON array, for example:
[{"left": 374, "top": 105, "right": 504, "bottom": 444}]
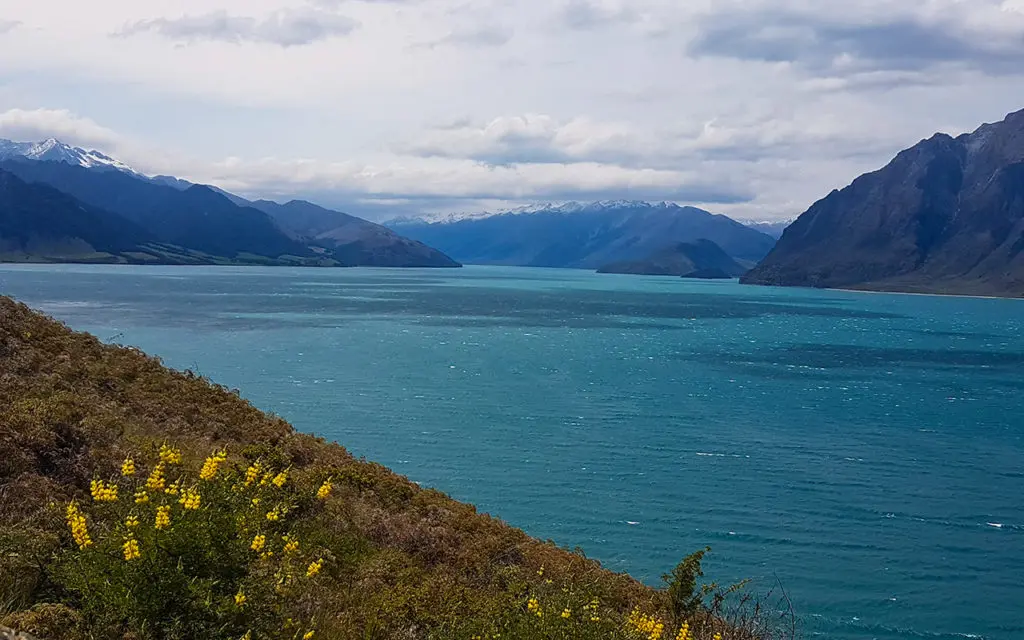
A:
[
  {"left": 388, "top": 200, "right": 776, "bottom": 269},
  {"left": 0, "top": 138, "right": 460, "bottom": 268},
  {"left": 742, "top": 107, "right": 1024, "bottom": 297},
  {"left": 596, "top": 239, "right": 748, "bottom": 278}
]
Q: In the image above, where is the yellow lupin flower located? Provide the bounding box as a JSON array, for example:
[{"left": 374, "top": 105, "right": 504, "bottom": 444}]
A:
[
  {"left": 250, "top": 534, "right": 266, "bottom": 552},
  {"left": 250, "top": 498, "right": 260, "bottom": 507},
  {"left": 122, "top": 537, "right": 140, "bottom": 561},
  {"left": 90, "top": 479, "right": 118, "bottom": 502},
  {"left": 561, "top": 608, "right": 571, "bottom": 619},
  {"left": 134, "top": 489, "right": 149, "bottom": 504},
  {"left": 159, "top": 444, "right": 182, "bottom": 464},
  {"left": 234, "top": 591, "right": 247, "bottom": 607},
  {"left": 244, "top": 462, "right": 262, "bottom": 486},
  {"left": 125, "top": 514, "right": 139, "bottom": 528},
  {"left": 260, "top": 471, "right": 273, "bottom": 486},
  {"left": 179, "top": 488, "right": 201, "bottom": 510},
  {"left": 537, "top": 565, "right": 544, "bottom": 576},
  {"left": 146, "top": 463, "right": 166, "bottom": 491},
  {"left": 121, "top": 457, "right": 136, "bottom": 476},
  {"left": 305, "top": 558, "right": 323, "bottom": 577},
  {"left": 713, "top": 634, "right": 722, "bottom": 640},
  {"left": 316, "top": 480, "right": 332, "bottom": 500},
  {"left": 65, "top": 501, "right": 92, "bottom": 549},
  {"left": 303, "top": 631, "right": 315, "bottom": 640},
  {"left": 266, "top": 508, "right": 281, "bottom": 522},
  {"left": 283, "top": 536, "right": 299, "bottom": 553},
  {"left": 155, "top": 505, "right": 171, "bottom": 530},
  {"left": 199, "top": 450, "right": 228, "bottom": 481},
  {"left": 165, "top": 480, "right": 181, "bottom": 496},
  {"left": 271, "top": 470, "right": 288, "bottom": 488}
]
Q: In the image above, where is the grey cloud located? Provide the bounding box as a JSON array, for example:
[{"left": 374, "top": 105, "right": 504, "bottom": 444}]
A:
[
  {"left": 559, "top": 0, "right": 636, "bottom": 30},
  {"left": 687, "top": 10, "right": 1024, "bottom": 76},
  {"left": 116, "top": 8, "right": 358, "bottom": 47},
  {"left": 0, "top": 20, "right": 21, "bottom": 34},
  {"left": 415, "top": 24, "right": 513, "bottom": 49}
]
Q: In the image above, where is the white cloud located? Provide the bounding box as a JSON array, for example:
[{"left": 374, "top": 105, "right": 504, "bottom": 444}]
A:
[
  {"left": 0, "top": 108, "right": 124, "bottom": 149},
  {"left": 0, "top": 19, "right": 20, "bottom": 34},
  {"left": 115, "top": 7, "right": 359, "bottom": 47}
]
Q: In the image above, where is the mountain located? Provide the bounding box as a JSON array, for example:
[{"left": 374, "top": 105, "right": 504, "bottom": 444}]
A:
[
  {"left": 251, "top": 199, "right": 460, "bottom": 268},
  {"left": 741, "top": 220, "right": 791, "bottom": 239},
  {"left": 742, "top": 108, "right": 1024, "bottom": 297},
  {"left": 0, "top": 137, "right": 136, "bottom": 174},
  {"left": 0, "top": 159, "right": 316, "bottom": 262},
  {"left": 388, "top": 201, "right": 776, "bottom": 268},
  {"left": 597, "top": 239, "right": 748, "bottom": 278},
  {"left": 0, "top": 169, "right": 152, "bottom": 262}
]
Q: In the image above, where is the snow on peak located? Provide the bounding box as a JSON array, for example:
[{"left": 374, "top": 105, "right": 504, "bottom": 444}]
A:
[
  {"left": 393, "top": 200, "right": 682, "bottom": 225},
  {"left": 0, "top": 137, "right": 137, "bottom": 174}
]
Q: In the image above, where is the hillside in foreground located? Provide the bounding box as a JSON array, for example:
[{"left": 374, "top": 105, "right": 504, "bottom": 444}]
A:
[{"left": 0, "top": 297, "right": 782, "bottom": 640}]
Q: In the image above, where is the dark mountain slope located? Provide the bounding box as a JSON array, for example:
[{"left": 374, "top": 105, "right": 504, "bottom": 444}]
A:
[
  {"left": 742, "top": 108, "right": 1024, "bottom": 297},
  {"left": 597, "top": 239, "right": 747, "bottom": 278},
  {"left": 252, "top": 199, "right": 460, "bottom": 268},
  {"left": 0, "top": 160, "right": 312, "bottom": 261},
  {"left": 0, "top": 169, "right": 156, "bottom": 262},
  {"left": 389, "top": 201, "right": 776, "bottom": 268}
]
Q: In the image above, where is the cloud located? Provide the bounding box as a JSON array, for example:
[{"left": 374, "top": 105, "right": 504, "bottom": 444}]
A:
[
  {"left": 0, "top": 20, "right": 21, "bottom": 35},
  {"left": 558, "top": 0, "right": 637, "bottom": 30},
  {"left": 115, "top": 7, "right": 359, "bottom": 47},
  {"left": 416, "top": 24, "right": 513, "bottom": 49},
  {"left": 400, "top": 111, "right": 905, "bottom": 168},
  {"left": 686, "top": 2, "right": 1024, "bottom": 76},
  {"left": 0, "top": 108, "right": 124, "bottom": 149}
]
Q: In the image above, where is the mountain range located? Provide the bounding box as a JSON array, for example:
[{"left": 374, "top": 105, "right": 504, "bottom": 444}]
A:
[
  {"left": 742, "top": 108, "right": 1024, "bottom": 297},
  {"left": 0, "top": 139, "right": 459, "bottom": 268},
  {"left": 387, "top": 201, "right": 776, "bottom": 269}
]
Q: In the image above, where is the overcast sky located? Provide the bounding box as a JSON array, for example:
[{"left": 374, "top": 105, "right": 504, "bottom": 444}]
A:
[{"left": 1, "top": 0, "right": 1024, "bottom": 221}]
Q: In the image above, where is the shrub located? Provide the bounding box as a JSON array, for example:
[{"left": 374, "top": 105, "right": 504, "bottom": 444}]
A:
[{"left": 49, "top": 446, "right": 334, "bottom": 640}]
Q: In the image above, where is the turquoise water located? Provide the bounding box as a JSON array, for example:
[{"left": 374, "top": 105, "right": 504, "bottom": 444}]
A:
[{"left": 1, "top": 264, "right": 1022, "bottom": 640}]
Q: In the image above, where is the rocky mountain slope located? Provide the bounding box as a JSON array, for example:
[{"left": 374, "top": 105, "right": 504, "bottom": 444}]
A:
[
  {"left": 389, "top": 201, "right": 776, "bottom": 268},
  {"left": 742, "top": 108, "right": 1024, "bottom": 297}
]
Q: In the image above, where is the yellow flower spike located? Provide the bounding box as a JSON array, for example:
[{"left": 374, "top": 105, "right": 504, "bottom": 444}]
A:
[
  {"left": 158, "top": 444, "right": 182, "bottom": 464},
  {"left": 90, "top": 479, "right": 118, "bottom": 502},
  {"left": 271, "top": 469, "right": 288, "bottom": 488},
  {"left": 250, "top": 534, "right": 266, "bottom": 552},
  {"left": 561, "top": 608, "right": 571, "bottom": 619},
  {"left": 199, "top": 450, "right": 228, "bottom": 481},
  {"left": 259, "top": 471, "right": 272, "bottom": 486},
  {"left": 65, "top": 502, "right": 93, "bottom": 549},
  {"left": 121, "top": 458, "right": 136, "bottom": 476},
  {"left": 303, "top": 631, "right": 315, "bottom": 640},
  {"left": 250, "top": 498, "right": 260, "bottom": 507},
  {"left": 134, "top": 489, "right": 149, "bottom": 504},
  {"left": 283, "top": 536, "right": 299, "bottom": 553},
  {"left": 234, "top": 591, "right": 247, "bottom": 607},
  {"left": 713, "top": 634, "right": 722, "bottom": 640},
  {"left": 146, "top": 463, "right": 166, "bottom": 491},
  {"left": 122, "top": 537, "right": 141, "bottom": 561},
  {"left": 316, "top": 480, "right": 332, "bottom": 500},
  {"left": 165, "top": 480, "right": 180, "bottom": 496},
  {"left": 179, "top": 488, "right": 201, "bottom": 510},
  {"left": 244, "top": 463, "right": 262, "bottom": 486},
  {"left": 155, "top": 505, "right": 171, "bottom": 530},
  {"left": 266, "top": 509, "right": 280, "bottom": 522},
  {"left": 125, "top": 514, "right": 139, "bottom": 528},
  {"left": 305, "top": 558, "right": 323, "bottom": 577}
]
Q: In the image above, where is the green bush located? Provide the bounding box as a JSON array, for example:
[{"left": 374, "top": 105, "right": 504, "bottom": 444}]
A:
[{"left": 50, "top": 445, "right": 335, "bottom": 640}]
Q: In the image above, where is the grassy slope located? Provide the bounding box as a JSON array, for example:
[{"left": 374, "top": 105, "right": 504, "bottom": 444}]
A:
[{"left": 0, "top": 296, "right": 671, "bottom": 638}]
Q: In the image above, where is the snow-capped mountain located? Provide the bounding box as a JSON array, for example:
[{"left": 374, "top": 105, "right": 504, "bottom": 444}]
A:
[
  {"left": 0, "top": 137, "right": 137, "bottom": 174},
  {"left": 387, "top": 200, "right": 684, "bottom": 225}
]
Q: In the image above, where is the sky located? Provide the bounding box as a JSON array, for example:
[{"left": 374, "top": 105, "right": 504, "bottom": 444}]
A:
[{"left": 1, "top": 0, "right": 1024, "bottom": 222}]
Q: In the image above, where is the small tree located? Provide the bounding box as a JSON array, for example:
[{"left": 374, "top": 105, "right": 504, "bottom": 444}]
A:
[{"left": 663, "top": 546, "right": 711, "bottom": 622}]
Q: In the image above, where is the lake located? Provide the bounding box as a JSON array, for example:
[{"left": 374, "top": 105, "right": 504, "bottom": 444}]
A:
[{"left": 1, "top": 264, "right": 1021, "bottom": 640}]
